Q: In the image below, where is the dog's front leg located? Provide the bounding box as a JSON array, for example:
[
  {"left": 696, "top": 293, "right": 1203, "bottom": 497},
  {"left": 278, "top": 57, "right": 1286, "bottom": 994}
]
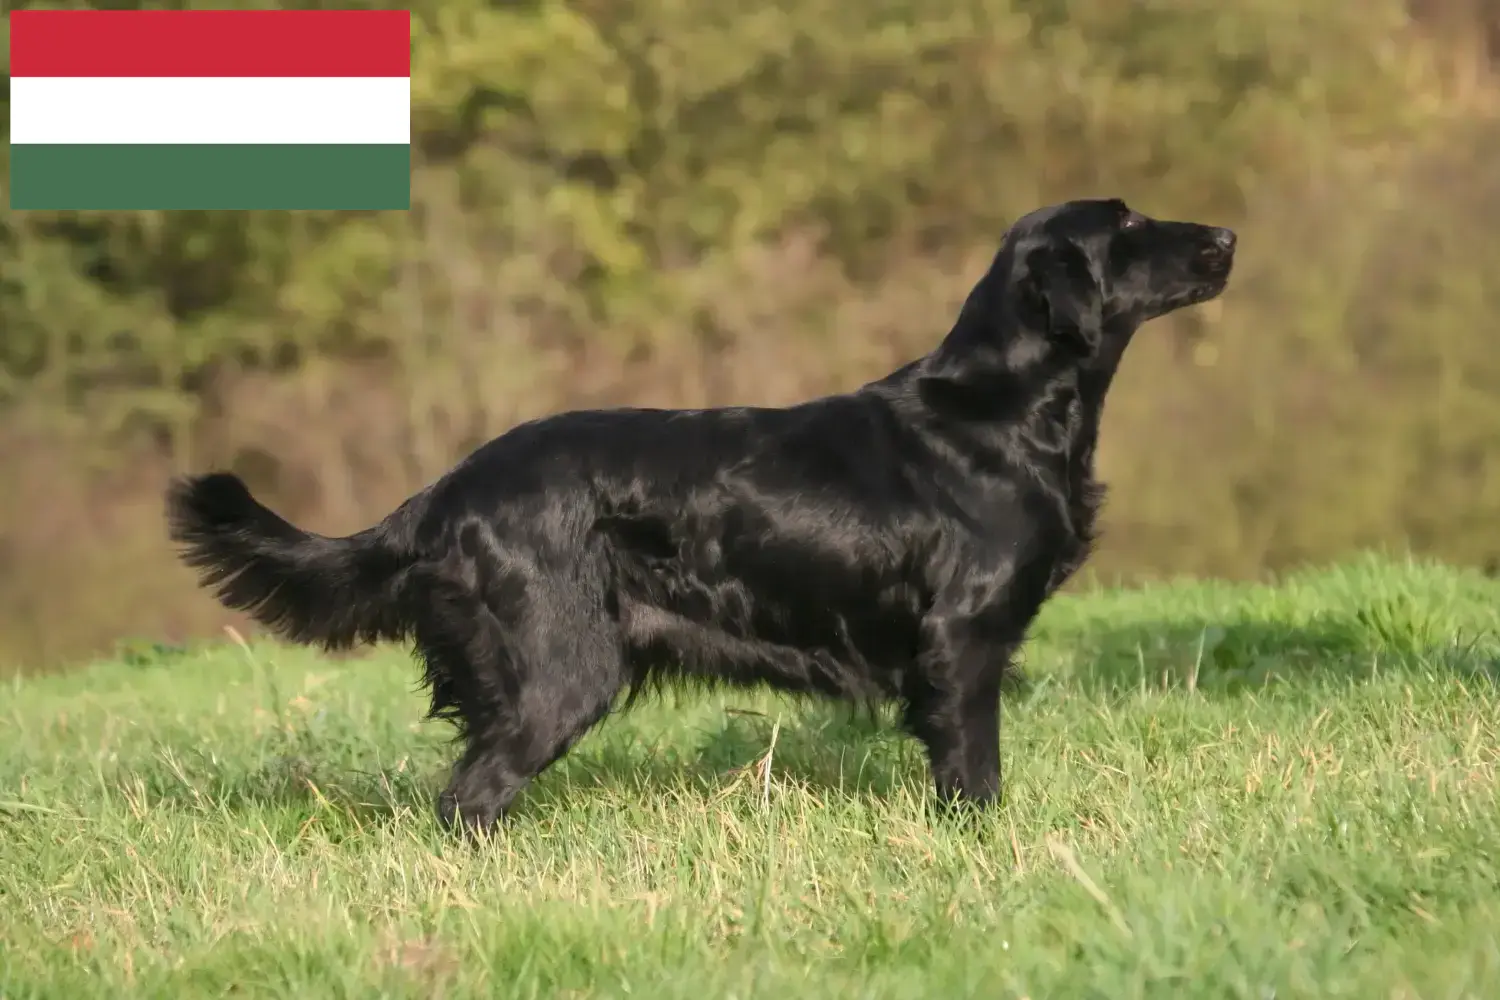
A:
[
  {"left": 904, "top": 624, "right": 1011, "bottom": 810},
  {"left": 907, "top": 559, "right": 1048, "bottom": 812}
]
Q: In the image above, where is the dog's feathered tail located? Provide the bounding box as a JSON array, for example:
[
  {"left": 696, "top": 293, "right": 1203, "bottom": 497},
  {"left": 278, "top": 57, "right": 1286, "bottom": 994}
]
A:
[{"left": 165, "top": 472, "right": 415, "bottom": 650}]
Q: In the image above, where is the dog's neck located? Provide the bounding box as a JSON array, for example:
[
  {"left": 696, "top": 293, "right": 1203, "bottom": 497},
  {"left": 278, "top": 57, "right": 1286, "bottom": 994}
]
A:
[
  {"left": 908, "top": 287, "right": 1082, "bottom": 421},
  {"left": 889, "top": 303, "right": 1142, "bottom": 481},
  {"left": 1074, "top": 315, "right": 1142, "bottom": 440}
]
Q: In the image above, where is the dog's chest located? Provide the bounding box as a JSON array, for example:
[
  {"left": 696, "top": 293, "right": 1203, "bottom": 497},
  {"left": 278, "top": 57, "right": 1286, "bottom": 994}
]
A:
[
  {"left": 1065, "top": 438, "right": 1104, "bottom": 539},
  {"left": 1048, "top": 439, "right": 1105, "bottom": 591}
]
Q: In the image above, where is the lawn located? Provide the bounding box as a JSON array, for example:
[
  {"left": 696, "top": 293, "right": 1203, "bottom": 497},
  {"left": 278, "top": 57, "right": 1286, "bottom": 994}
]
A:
[{"left": 2, "top": 556, "right": 1498, "bottom": 999}]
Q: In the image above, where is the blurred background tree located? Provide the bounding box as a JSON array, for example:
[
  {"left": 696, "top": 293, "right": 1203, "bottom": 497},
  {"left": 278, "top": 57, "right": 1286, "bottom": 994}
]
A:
[{"left": 2, "top": 0, "right": 1499, "bottom": 669}]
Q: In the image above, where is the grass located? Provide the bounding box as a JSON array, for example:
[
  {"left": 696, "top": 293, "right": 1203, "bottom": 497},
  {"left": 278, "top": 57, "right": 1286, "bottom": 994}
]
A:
[{"left": 2, "top": 555, "right": 1499, "bottom": 999}]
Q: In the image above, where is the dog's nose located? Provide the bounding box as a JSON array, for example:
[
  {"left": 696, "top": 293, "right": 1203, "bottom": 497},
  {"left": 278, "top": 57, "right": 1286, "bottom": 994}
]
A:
[{"left": 1210, "top": 227, "right": 1236, "bottom": 251}]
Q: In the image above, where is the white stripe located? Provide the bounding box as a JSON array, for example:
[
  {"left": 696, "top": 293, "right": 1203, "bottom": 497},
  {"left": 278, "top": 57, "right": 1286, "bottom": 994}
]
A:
[{"left": 10, "top": 77, "right": 410, "bottom": 145}]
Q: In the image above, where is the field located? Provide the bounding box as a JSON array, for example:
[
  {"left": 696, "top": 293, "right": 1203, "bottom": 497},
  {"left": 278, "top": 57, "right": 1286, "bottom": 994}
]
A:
[{"left": 3, "top": 557, "right": 1499, "bottom": 998}]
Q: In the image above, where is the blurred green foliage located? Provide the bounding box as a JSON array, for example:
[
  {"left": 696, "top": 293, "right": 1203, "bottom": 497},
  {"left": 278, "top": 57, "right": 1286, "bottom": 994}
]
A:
[
  {"left": 0, "top": 0, "right": 1444, "bottom": 419},
  {"left": 2, "top": 0, "right": 1500, "bottom": 665}
]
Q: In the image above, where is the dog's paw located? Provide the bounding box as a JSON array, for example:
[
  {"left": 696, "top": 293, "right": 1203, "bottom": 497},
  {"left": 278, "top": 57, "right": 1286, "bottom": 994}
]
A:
[{"left": 436, "top": 789, "right": 505, "bottom": 841}]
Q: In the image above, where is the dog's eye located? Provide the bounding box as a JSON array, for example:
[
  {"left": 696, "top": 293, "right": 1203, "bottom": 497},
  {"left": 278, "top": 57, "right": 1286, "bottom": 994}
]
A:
[{"left": 1120, "top": 212, "right": 1144, "bottom": 230}]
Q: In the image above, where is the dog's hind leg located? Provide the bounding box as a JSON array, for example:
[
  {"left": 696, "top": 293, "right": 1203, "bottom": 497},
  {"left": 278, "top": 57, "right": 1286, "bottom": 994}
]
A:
[{"left": 418, "top": 571, "right": 627, "bottom": 835}]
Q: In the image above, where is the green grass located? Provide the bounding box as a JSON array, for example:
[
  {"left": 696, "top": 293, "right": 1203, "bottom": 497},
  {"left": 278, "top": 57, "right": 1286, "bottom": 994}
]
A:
[{"left": 3, "top": 556, "right": 1499, "bottom": 999}]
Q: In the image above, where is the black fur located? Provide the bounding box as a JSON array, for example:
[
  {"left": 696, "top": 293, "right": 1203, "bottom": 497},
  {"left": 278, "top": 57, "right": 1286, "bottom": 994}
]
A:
[{"left": 166, "top": 198, "right": 1236, "bottom": 832}]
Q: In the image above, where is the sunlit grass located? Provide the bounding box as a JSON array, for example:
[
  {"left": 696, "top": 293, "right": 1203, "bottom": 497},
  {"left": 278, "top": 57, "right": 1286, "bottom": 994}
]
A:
[{"left": 3, "top": 556, "right": 1499, "bottom": 998}]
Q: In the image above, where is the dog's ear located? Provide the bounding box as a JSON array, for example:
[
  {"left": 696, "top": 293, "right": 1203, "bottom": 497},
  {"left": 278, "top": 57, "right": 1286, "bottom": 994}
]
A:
[{"left": 1016, "top": 244, "right": 1103, "bottom": 358}]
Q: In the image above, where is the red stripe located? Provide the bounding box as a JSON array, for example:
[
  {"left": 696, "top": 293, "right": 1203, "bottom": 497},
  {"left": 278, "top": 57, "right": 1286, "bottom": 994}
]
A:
[{"left": 10, "top": 10, "right": 411, "bottom": 78}]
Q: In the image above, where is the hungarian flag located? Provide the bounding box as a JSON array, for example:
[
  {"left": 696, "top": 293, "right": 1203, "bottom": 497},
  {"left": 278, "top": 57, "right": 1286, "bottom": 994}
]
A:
[{"left": 8, "top": 9, "right": 412, "bottom": 210}]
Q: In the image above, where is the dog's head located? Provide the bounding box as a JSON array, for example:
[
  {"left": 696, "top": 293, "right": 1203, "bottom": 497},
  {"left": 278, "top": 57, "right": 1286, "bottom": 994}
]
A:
[{"left": 964, "top": 198, "right": 1236, "bottom": 366}]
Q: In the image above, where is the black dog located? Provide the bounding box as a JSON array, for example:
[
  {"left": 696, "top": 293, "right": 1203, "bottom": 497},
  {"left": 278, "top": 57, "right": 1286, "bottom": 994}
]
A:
[{"left": 166, "top": 198, "right": 1235, "bottom": 832}]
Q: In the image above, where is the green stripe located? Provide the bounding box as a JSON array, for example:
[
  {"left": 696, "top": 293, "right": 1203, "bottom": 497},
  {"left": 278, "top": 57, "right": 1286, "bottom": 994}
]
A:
[{"left": 9, "top": 144, "right": 411, "bottom": 210}]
